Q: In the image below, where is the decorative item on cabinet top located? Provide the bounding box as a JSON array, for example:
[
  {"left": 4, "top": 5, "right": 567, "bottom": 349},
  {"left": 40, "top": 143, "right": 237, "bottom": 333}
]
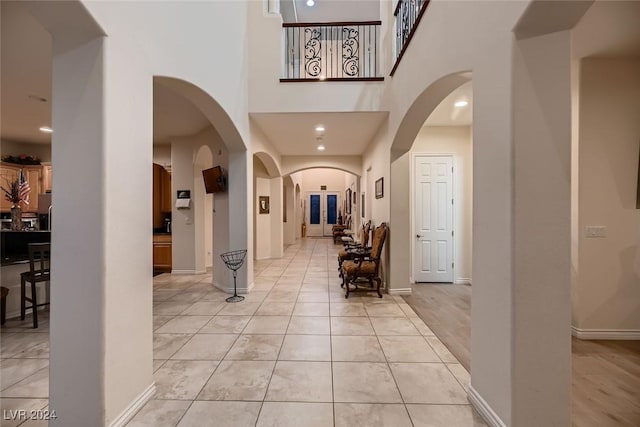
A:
[{"left": 2, "top": 154, "right": 41, "bottom": 165}]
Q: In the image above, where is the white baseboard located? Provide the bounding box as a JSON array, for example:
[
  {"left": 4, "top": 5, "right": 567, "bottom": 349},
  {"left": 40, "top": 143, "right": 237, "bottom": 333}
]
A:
[
  {"left": 454, "top": 278, "right": 472, "bottom": 285},
  {"left": 468, "top": 385, "right": 506, "bottom": 427},
  {"left": 388, "top": 288, "right": 412, "bottom": 296},
  {"left": 108, "top": 382, "right": 155, "bottom": 427},
  {"left": 571, "top": 326, "right": 640, "bottom": 340}
]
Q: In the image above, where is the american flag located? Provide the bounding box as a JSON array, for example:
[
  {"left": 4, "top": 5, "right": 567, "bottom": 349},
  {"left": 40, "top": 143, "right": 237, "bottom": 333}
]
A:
[{"left": 19, "top": 170, "right": 30, "bottom": 205}]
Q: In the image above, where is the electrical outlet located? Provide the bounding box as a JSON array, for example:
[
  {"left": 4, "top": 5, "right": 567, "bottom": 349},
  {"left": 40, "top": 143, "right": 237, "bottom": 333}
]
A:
[{"left": 585, "top": 226, "right": 606, "bottom": 238}]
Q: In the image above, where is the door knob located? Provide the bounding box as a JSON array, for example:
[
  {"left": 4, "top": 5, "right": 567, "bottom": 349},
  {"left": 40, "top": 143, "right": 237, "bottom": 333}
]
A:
[{"left": 416, "top": 234, "right": 422, "bottom": 238}]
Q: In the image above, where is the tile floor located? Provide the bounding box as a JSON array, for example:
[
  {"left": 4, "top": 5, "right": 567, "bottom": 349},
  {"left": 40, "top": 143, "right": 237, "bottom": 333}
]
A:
[{"left": 0, "top": 238, "right": 485, "bottom": 426}]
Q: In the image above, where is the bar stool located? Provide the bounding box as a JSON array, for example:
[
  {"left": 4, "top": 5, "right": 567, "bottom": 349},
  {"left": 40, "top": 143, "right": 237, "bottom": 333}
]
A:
[{"left": 21, "top": 243, "right": 50, "bottom": 328}]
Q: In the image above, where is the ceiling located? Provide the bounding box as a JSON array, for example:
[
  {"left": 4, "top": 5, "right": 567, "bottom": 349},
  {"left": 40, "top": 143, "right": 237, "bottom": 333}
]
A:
[
  {"left": 251, "top": 111, "right": 387, "bottom": 156},
  {"left": 1, "top": 2, "right": 52, "bottom": 144},
  {"left": 423, "top": 81, "right": 473, "bottom": 127},
  {"left": 572, "top": 0, "right": 640, "bottom": 58},
  {"left": 281, "top": 0, "right": 379, "bottom": 23},
  {"left": 153, "top": 85, "right": 210, "bottom": 144},
  {"left": 0, "top": 2, "right": 210, "bottom": 146}
]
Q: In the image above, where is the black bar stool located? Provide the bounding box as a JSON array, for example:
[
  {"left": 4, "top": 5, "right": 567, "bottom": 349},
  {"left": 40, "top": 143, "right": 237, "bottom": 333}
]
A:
[{"left": 21, "top": 243, "right": 50, "bottom": 328}]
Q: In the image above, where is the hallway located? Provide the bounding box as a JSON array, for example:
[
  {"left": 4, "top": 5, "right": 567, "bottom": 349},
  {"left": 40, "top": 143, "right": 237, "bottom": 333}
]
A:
[{"left": 0, "top": 238, "right": 487, "bottom": 426}]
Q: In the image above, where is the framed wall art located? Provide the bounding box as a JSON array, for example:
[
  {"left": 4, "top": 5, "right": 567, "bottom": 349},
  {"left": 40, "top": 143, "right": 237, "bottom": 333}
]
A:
[{"left": 375, "top": 177, "right": 384, "bottom": 199}]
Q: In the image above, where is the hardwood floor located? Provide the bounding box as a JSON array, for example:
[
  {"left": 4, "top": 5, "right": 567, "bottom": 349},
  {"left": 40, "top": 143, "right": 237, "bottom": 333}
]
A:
[
  {"left": 403, "top": 284, "right": 471, "bottom": 370},
  {"left": 403, "top": 284, "right": 640, "bottom": 426}
]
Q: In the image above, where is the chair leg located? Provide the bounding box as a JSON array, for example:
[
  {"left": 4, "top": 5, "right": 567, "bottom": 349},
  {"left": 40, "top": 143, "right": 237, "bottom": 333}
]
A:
[
  {"left": 20, "top": 276, "right": 26, "bottom": 320},
  {"left": 344, "top": 275, "right": 350, "bottom": 298},
  {"left": 31, "top": 281, "right": 38, "bottom": 329},
  {"left": 376, "top": 278, "right": 382, "bottom": 298}
]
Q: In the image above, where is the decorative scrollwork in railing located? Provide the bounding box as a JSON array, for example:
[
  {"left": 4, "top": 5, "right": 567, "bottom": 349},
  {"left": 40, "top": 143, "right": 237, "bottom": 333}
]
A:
[
  {"left": 304, "top": 28, "right": 322, "bottom": 77},
  {"left": 342, "top": 27, "right": 360, "bottom": 77},
  {"left": 282, "top": 21, "right": 382, "bottom": 82}
]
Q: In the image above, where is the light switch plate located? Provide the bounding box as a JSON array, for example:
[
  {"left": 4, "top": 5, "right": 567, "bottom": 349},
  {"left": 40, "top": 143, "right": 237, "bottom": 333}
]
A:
[{"left": 585, "top": 226, "right": 606, "bottom": 238}]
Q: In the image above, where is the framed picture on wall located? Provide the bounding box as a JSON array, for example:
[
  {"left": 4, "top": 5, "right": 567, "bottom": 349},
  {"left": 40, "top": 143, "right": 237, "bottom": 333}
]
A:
[
  {"left": 361, "top": 193, "right": 365, "bottom": 218},
  {"left": 259, "top": 196, "right": 270, "bottom": 214},
  {"left": 346, "top": 189, "right": 352, "bottom": 214},
  {"left": 375, "top": 177, "right": 384, "bottom": 199}
]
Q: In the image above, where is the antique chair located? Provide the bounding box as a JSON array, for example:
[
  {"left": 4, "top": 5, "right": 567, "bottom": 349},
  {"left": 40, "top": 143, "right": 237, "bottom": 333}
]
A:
[
  {"left": 332, "top": 215, "right": 352, "bottom": 243},
  {"left": 341, "top": 222, "right": 387, "bottom": 298},
  {"left": 337, "top": 220, "right": 371, "bottom": 274},
  {"left": 21, "top": 243, "right": 51, "bottom": 328}
]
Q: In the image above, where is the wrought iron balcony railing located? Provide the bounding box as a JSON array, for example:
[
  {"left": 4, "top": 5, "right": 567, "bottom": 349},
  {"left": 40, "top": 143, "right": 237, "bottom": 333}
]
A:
[
  {"left": 281, "top": 21, "right": 383, "bottom": 82},
  {"left": 391, "top": 0, "right": 431, "bottom": 76}
]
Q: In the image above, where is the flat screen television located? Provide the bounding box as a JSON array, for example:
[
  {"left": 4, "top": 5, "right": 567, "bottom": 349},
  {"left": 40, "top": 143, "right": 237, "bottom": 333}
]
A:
[{"left": 202, "top": 166, "right": 227, "bottom": 193}]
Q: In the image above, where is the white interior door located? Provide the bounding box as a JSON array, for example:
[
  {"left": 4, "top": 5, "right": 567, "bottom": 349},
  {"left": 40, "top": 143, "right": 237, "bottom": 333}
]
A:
[
  {"left": 414, "top": 155, "right": 454, "bottom": 282},
  {"left": 306, "top": 192, "right": 339, "bottom": 237}
]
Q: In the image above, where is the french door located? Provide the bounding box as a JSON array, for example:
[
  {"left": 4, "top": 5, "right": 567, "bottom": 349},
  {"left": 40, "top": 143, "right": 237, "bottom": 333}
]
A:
[
  {"left": 414, "top": 155, "right": 454, "bottom": 282},
  {"left": 306, "top": 192, "right": 339, "bottom": 237}
]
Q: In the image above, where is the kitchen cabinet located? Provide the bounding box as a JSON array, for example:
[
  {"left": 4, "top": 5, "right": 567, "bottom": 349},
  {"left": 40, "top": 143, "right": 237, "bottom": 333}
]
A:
[
  {"left": 41, "top": 163, "right": 52, "bottom": 193},
  {"left": 153, "top": 163, "right": 172, "bottom": 228},
  {"left": 0, "top": 163, "right": 41, "bottom": 213},
  {"left": 153, "top": 234, "right": 172, "bottom": 272}
]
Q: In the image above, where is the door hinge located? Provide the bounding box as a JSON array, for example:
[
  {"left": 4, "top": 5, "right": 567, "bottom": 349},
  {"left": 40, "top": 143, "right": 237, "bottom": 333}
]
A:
[
  {"left": 452, "top": 262, "right": 455, "bottom": 268},
  {"left": 451, "top": 199, "right": 454, "bottom": 205},
  {"left": 452, "top": 230, "right": 454, "bottom": 237}
]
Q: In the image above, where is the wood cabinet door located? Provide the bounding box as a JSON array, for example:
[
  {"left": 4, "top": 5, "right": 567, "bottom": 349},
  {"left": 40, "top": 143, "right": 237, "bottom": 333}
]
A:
[
  {"left": 153, "top": 242, "right": 172, "bottom": 272},
  {"left": 153, "top": 164, "right": 163, "bottom": 228},
  {"left": 24, "top": 168, "right": 41, "bottom": 212},
  {"left": 41, "top": 163, "right": 52, "bottom": 193},
  {"left": 161, "top": 168, "right": 172, "bottom": 213},
  {"left": 0, "top": 164, "right": 20, "bottom": 211}
]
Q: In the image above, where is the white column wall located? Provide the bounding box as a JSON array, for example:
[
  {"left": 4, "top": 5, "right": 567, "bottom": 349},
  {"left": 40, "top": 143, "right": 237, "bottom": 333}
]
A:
[
  {"left": 270, "top": 176, "right": 284, "bottom": 258},
  {"left": 255, "top": 177, "right": 272, "bottom": 260},
  {"left": 171, "top": 141, "right": 197, "bottom": 273},
  {"left": 50, "top": 36, "right": 108, "bottom": 427},
  {"left": 512, "top": 31, "right": 572, "bottom": 426}
]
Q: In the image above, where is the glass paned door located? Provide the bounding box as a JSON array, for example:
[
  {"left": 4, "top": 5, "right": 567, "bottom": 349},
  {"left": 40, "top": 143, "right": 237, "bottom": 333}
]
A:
[{"left": 306, "top": 192, "right": 340, "bottom": 237}]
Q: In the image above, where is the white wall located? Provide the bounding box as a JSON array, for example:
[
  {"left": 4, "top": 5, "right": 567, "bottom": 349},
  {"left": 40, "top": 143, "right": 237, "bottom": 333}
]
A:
[
  {"left": 363, "top": 1, "right": 577, "bottom": 425},
  {"left": 172, "top": 128, "right": 228, "bottom": 275},
  {"left": 1, "top": 139, "right": 51, "bottom": 162},
  {"left": 574, "top": 58, "right": 640, "bottom": 334},
  {"left": 411, "top": 126, "right": 472, "bottom": 284},
  {"left": 153, "top": 144, "right": 171, "bottom": 168},
  {"left": 247, "top": 0, "right": 385, "bottom": 114},
  {"left": 254, "top": 157, "right": 272, "bottom": 260}
]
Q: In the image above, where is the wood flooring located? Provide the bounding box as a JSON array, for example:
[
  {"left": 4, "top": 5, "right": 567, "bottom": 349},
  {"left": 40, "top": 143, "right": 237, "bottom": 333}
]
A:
[{"left": 403, "top": 283, "right": 640, "bottom": 427}]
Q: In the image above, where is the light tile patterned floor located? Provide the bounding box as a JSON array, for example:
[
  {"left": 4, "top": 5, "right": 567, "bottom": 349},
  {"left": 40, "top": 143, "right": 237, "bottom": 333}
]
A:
[{"left": 0, "top": 238, "right": 485, "bottom": 426}]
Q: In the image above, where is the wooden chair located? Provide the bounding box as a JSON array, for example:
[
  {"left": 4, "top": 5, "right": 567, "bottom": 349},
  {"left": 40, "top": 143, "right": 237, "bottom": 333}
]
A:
[
  {"left": 341, "top": 223, "right": 387, "bottom": 298},
  {"left": 332, "top": 215, "right": 352, "bottom": 243},
  {"left": 337, "top": 220, "right": 371, "bottom": 275},
  {"left": 21, "top": 243, "right": 50, "bottom": 328}
]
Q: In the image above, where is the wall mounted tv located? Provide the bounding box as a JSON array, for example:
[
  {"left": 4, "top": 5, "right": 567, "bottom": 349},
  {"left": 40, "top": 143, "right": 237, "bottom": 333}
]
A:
[{"left": 202, "top": 166, "right": 227, "bottom": 193}]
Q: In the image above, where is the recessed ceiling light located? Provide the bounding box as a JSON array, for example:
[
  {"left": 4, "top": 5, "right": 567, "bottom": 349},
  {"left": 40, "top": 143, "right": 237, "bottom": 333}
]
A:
[
  {"left": 317, "top": 144, "right": 325, "bottom": 151},
  {"left": 454, "top": 100, "right": 469, "bottom": 108},
  {"left": 306, "top": 0, "right": 315, "bottom": 6},
  {"left": 39, "top": 126, "right": 53, "bottom": 133},
  {"left": 315, "top": 126, "right": 325, "bottom": 132}
]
